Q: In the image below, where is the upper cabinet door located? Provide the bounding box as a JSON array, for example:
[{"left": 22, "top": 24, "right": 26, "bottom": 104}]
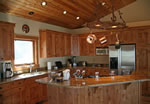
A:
[
  {"left": 0, "top": 22, "right": 15, "bottom": 61},
  {"left": 40, "top": 30, "right": 56, "bottom": 58},
  {"left": 64, "top": 34, "right": 71, "bottom": 56},
  {"left": 55, "top": 32, "right": 65, "bottom": 57},
  {"left": 40, "top": 30, "right": 71, "bottom": 58},
  {"left": 71, "top": 35, "right": 80, "bottom": 56},
  {"left": 46, "top": 31, "right": 56, "bottom": 57}
]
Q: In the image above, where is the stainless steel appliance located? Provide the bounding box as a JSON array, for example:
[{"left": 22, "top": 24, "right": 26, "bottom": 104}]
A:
[
  {"left": 109, "top": 44, "right": 136, "bottom": 75},
  {"left": 96, "top": 47, "right": 109, "bottom": 55},
  {"left": 0, "top": 61, "right": 13, "bottom": 78}
]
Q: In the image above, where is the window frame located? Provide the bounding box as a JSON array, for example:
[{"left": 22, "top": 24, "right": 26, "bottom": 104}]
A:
[{"left": 14, "top": 34, "right": 39, "bottom": 71}]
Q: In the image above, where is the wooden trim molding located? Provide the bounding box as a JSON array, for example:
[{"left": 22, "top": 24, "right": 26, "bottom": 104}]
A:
[{"left": 14, "top": 34, "right": 39, "bottom": 72}]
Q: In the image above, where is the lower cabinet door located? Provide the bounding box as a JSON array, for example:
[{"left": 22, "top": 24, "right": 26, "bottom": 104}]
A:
[
  {"left": 0, "top": 88, "right": 22, "bottom": 104},
  {"left": 29, "top": 83, "right": 41, "bottom": 104}
]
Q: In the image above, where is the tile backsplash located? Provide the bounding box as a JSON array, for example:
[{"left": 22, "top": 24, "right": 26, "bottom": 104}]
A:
[
  {"left": 76, "top": 56, "right": 109, "bottom": 64},
  {"left": 39, "top": 56, "right": 109, "bottom": 68},
  {"left": 39, "top": 56, "right": 71, "bottom": 67}
]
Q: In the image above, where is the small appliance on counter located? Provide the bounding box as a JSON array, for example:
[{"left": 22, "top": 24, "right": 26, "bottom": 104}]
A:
[
  {"left": 47, "top": 61, "right": 52, "bottom": 71},
  {"left": 0, "top": 61, "right": 13, "bottom": 79},
  {"left": 63, "top": 69, "right": 70, "bottom": 80},
  {"left": 71, "top": 56, "right": 77, "bottom": 67},
  {"left": 66, "top": 59, "right": 72, "bottom": 67},
  {"left": 77, "top": 61, "right": 88, "bottom": 66},
  {"left": 55, "top": 61, "right": 63, "bottom": 69}
]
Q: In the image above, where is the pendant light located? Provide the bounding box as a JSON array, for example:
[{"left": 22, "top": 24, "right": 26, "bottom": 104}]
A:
[{"left": 86, "top": 29, "right": 97, "bottom": 44}]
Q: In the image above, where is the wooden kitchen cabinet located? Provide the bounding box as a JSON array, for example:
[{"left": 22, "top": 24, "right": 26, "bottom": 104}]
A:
[
  {"left": 140, "top": 81, "right": 150, "bottom": 104},
  {"left": 0, "top": 80, "right": 23, "bottom": 104},
  {"left": 55, "top": 32, "right": 65, "bottom": 57},
  {"left": 40, "top": 29, "right": 71, "bottom": 58},
  {"left": 0, "top": 88, "right": 23, "bottom": 104},
  {"left": 136, "top": 46, "right": 149, "bottom": 72},
  {"left": 71, "top": 35, "right": 80, "bottom": 56},
  {"left": 40, "top": 30, "right": 56, "bottom": 58},
  {"left": 22, "top": 75, "right": 48, "bottom": 104},
  {"left": 0, "top": 74, "right": 48, "bottom": 104},
  {"left": 79, "top": 34, "right": 95, "bottom": 56},
  {"left": 0, "top": 21, "right": 15, "bottom": 61},
  {"left": 80, "top": 36, "right": 89, "bottom": 56},
  {"left": 64, "top": 34, "right": 71, "bottom": 56}
]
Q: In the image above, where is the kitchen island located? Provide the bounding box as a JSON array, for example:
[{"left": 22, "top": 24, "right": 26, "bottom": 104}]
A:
[{"left": 36, "top": 74, "right": 150, "bottom": 104}]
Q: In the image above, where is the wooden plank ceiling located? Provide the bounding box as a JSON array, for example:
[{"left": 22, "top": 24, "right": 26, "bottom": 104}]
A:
[{"left": 0, "top": 0, "right": 136, "bottom": 29}]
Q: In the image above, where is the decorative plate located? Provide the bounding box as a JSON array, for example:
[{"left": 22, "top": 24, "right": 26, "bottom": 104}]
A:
[{"left": 22, "top": 24, "right": 30, "bottom": 33}]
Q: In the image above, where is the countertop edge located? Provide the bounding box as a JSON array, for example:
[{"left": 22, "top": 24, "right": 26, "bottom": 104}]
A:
[{"left": 36, "top": 77, "right": 150, "bottom": 88}]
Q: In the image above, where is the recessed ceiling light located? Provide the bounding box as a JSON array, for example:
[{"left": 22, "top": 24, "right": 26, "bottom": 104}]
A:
[
  {"left": 95, "top": 24, "right": 101, "bottom": 27},
  {"left": 41, "top": 1, "right": 47, "bottom": 6},
  {"left": 112, "top": 25, "right": 118, "bottom": 28},
  {"left": 63, "top": 10, "right": 67, "bottom": 14},
  {"left": 76, "top": 16, "right": 80, "bottom": 20},
  {"left": 102, "top": 2, "right": 106, "bottom": 6},
  {"left": 28, "top": 11, "right": 34, "bottom": 15}
]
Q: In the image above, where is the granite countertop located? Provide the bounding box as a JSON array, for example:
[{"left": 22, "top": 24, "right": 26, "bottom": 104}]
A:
[
  {"left": 36, "top": 74, "right": 150, "bottom": 88},
  {"left": 0, "top": 71, "right": 49, "bottom": 84},
  {"left": 0, "top": 67, "right": 66, "bottom": 84}
]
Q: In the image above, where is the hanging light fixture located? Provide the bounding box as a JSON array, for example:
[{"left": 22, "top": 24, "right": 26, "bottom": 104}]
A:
[
  {"left": 86, "top": 0, "right": 126, "bottom": 45},
  {"left": 86, "top": 0, "right": 127, "bottom": 30}
]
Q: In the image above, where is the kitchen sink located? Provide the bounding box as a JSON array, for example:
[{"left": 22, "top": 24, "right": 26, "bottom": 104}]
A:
[{"left": 17, "top": 71, "right": 47, "bottom": 78}]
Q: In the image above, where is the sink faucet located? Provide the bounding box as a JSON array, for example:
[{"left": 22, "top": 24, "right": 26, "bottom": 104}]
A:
[
  {"left": 29, "top": 64, "right": 33, "bottom": 73},
  {"left": 73, "top": 69, "right": 86, "bottom": 78}
]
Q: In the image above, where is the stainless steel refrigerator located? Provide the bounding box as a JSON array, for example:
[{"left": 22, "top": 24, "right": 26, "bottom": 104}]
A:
[{"left": 109, "top": 44, "right": 136, "bottom": 74}]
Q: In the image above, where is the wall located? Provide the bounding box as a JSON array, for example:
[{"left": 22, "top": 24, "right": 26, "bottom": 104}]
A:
[{"left": 0, "top": 12, "right": 72, "bottom": 67}]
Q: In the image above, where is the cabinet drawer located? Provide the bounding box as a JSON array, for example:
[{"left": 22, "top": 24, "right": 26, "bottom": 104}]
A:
[
  {"left": 0, "top": 82, "right": 13, "bottom": 91},
  {"left": 12, "top": 80, "right": 24, "bottom": 88},
  {"left": 0, "top": 87, "right": 22, "bottom": 96}
]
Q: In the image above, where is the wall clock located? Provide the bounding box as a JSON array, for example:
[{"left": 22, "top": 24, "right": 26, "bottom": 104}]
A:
[{"left": 22, "top": 24, "right": 30, "bottom": 33}]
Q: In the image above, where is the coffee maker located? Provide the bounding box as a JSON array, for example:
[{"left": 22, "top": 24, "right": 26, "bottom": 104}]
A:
[{"left": 0, "top": 61, "right": 13, "bottom": 79}]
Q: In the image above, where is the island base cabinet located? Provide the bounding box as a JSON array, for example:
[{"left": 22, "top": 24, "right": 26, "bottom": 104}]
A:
[
  {"left": 48, "top": 82, "right": 140, "bottom": 104},
  {"left": 140, "top": 81, "right": 150, "bottom": 104}
]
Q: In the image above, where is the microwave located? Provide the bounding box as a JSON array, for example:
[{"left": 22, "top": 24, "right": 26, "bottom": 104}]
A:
[{"left": 96, "top": 47, "right": 109, "bottom": 55}]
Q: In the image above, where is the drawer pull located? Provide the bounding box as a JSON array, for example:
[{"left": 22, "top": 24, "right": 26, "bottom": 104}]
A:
[
  {"left": 0, "top": 94, "right": 2, "bottom": 97},
  {"left": 0, "top": 87, "right": 2, "bottom": 90}
]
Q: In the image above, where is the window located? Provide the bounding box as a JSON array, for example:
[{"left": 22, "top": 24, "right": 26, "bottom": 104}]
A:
[
  {"left": 15, "top": 40, "right": 34, "bottom": 65},
  {"left": 14, "top": 35, "right": 39, "bottom": 70}
]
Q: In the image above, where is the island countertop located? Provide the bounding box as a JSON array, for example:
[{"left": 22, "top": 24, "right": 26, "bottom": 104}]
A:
[{"left": 36, "top": 74, "right": 150, "bottom": 88}]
